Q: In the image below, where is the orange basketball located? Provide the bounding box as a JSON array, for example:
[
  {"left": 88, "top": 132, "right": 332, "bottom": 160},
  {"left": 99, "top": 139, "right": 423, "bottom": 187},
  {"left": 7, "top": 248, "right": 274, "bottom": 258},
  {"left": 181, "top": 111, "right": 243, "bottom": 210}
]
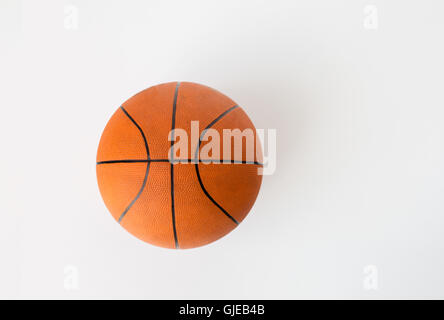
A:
[{"left": 96, "top": 82, "right": 263, "bottom": 249}]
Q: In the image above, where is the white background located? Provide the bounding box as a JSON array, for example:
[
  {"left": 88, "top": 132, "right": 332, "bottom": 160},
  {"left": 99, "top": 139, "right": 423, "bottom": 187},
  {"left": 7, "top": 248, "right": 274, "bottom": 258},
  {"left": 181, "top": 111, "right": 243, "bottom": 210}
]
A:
[{"left": 1, "top": 0, "right": 444, "bottom": 299}]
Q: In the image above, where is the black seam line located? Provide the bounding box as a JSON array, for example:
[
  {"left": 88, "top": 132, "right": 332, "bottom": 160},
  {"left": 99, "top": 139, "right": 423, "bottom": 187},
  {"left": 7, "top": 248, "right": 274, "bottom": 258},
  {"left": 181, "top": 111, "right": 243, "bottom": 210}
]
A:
[
  {"left": 117, "top": 106, "right": 151, "bottom": 224},
  {"left": 97, "top": 159, "right": 263, "bottom": 165},
  {"left": 194, "top": 105, "right": 240, "bottom": 225},
  {"left": 97, "top": 159, "right": 153, "bottom": 164},
  {"left": 198, "top": 159, "right": 262, "bottom": 165},
  {"left": 194, "top": 163, "right": 239, "bottom": 225},
  {"left": 170, "top": 82, "right": 180, "bottom": 249},
  {"left": 193, "top": 105, "right": 239, "bottom": 160},
  {"left": 120, "top": 107, "right": 151, "bottom": 161}
]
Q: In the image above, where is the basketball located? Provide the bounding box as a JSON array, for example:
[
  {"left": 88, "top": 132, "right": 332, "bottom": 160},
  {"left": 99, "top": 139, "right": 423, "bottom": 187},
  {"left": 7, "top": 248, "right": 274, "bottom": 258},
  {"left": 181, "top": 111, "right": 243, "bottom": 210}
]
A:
[{"left": 96, "top": 82, "right": 263, "bottom": 249}]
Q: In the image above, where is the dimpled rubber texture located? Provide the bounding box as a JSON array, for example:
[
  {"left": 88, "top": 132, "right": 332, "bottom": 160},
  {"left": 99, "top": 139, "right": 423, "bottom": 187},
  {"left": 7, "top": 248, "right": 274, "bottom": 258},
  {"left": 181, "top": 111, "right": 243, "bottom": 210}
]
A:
[{"left": 96, "top": 82, "right": 263, "bottom": 249}]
